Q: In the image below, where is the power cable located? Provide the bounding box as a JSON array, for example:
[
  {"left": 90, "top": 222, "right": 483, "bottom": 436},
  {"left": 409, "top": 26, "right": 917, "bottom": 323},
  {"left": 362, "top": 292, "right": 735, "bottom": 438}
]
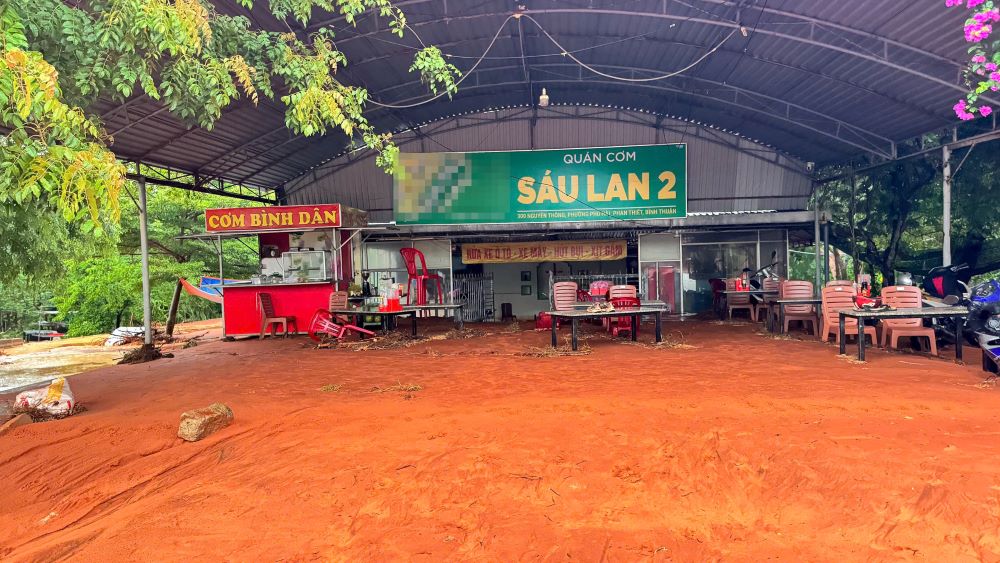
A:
[
  {"left": 720, "top": 0, "right": 767, "bottom": 85},
  {"left": 522, "top": 14, "right": 738, "bottom": 83},
  {"left": 365, "top": 15, "right": 514, "bottom": 109}
]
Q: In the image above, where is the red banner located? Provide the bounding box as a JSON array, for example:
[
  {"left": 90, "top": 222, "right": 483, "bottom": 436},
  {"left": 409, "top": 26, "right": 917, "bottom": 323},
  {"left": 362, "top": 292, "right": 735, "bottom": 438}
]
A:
[{"left": 205, "top": 204, "right": 341, "bottom": 232}]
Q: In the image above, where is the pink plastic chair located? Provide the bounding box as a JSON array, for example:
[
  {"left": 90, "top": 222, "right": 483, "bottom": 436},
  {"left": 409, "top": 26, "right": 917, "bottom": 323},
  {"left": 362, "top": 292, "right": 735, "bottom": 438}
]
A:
[
  {"left": 726, "top": 278, "right": 755, "bottom": 321},
  {"left": 552, "top": 281, "right": 579, "bottom": 311},
  {"left": 880, "top": 285, "right": 937, "bottom": 355},
  {"left": 755, "top": 277, "right": 781, "bottom": 324},
  {"left": 820, "top": 286, "right": 877, "bottom": 345},
  {"left": 781, "top": 280, "right": 817, "bottom": 334},
  {"left": 400, "top": 248, "right": 444, "bottom": 305},
  {"left": 608, "top": 284, "right": 637, "bottom": 299},
  {"left": 826, "top": 280, "right": 856, "bottom": 290}
]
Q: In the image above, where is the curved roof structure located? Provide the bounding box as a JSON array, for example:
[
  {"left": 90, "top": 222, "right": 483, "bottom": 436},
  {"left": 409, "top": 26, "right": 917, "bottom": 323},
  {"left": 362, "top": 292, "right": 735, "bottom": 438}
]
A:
[{"left": 95, "top": 0, "right": 995, "bottom": 191}]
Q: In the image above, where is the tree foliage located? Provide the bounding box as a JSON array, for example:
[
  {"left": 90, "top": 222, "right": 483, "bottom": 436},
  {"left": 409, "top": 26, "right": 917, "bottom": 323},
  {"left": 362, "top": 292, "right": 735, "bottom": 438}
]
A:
[
  {"left": 49, "top": 185, "right": 260, "bottom": 336},
  {"left": 820, "top": 141, "right": 1000, "bottom": 283},
  {"left": 0, "top": 0, "right": 460, "bottom": 229}
]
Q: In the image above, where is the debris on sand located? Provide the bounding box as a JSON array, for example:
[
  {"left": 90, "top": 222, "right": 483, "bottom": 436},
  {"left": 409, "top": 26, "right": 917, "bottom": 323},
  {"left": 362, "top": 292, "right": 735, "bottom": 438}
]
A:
[
  {"left": 119, "top": 345, "right": 172, "bottom": 365},
  {"left": 0, "top": 400, "right": 13, "bottom": 424},
  {"left": 178, "top": 403, "right": 234, "bottom": 442},
  {"left": 15, "top": 404, "right": 87, "bottom": 423},
  {"left": 428, "top": 327, "right": 491, "bottom": 341},
  {"left": 342, "top": 332, "right": 426, "bottom": 351},
  {"left": 370, "top": 382, "right": 422, "bottom": 393},
  {"left": 319, "top": 384, "right": 343, "bottom": 393},
  {"left": 515, "top": 345, "right": 592, "bottom": 357},
  {"left": 0, "top": 413, "right": 33, "bottom": 436}
]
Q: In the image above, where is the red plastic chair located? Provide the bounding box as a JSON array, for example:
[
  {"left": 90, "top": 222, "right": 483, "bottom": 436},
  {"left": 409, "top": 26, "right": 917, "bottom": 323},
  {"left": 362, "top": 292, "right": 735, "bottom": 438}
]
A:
[
  {"left": 609, "top": 296, "right": 640, "bottom": 337},
  {"left": 400, "top": 248, "right": 444, "bottom": 305},
  {"left": 589, "top": 280, "right": 612, "bottom": 299},
  {"left": 258, "top": 292, "right": 297, "bottom": 338},
  {"left": 308, "top": 310, "right": 375, "bottom": 342}
]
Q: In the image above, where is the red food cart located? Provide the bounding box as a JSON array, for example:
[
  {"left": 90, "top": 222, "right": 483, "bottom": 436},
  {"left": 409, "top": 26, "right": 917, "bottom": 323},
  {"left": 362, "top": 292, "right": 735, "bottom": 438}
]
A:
[{"left": 192, "top": 204, "right": 369, "bottom": 338}]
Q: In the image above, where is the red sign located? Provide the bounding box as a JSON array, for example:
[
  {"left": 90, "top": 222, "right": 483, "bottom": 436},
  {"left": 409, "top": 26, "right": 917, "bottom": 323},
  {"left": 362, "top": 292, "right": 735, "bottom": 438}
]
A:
[{"left": 205, "top": 204, "right": 341, "bottom": 232}]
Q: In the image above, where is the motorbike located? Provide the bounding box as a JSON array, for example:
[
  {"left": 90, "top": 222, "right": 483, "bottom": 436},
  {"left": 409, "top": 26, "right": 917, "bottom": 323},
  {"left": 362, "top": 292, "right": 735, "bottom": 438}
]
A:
[{"left": 922, "top": 264, "right": 1000, "bottom": 372}]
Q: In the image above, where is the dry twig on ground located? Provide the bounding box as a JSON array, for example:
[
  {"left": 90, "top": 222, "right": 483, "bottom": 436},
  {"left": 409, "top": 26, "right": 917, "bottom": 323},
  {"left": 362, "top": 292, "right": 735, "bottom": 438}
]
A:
[
  {"left": 370, "top": 381, "right": 422, "bottom": 393},
  {"left": 515, "top": 345, "right": 592, "bottom": 357}
]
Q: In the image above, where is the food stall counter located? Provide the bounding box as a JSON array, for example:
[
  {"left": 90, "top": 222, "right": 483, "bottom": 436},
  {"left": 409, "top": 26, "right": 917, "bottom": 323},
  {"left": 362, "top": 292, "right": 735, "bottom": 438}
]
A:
[{"left": 223, "top": 281, "right": 334, "bottom": 337}]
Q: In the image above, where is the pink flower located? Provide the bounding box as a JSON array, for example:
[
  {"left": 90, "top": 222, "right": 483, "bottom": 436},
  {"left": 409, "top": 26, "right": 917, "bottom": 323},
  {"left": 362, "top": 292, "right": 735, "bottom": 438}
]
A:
[
  {"left": 973, "top": 54, "right": 987, "bottom": 63},
  {"left": 982, "top": 106, "right": 993, "bottom": 117},
  {"left": 968, "top": 0, "right": 986, "bottom": 7},
  {"left": 991, "top": 71, "right": 1000, "bottom": 81},
  {"left": 986, "top": 62, "right": 998, "bottom": 71},
  {"left": 946, "top": 0, "right": 962, "bottom": 6}
]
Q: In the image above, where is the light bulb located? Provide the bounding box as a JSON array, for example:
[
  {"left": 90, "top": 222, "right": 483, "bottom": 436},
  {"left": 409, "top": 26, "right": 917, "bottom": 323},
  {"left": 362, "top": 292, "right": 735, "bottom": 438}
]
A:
[{"left": 538, "top": 88, "right": 550, "bottom": 107}]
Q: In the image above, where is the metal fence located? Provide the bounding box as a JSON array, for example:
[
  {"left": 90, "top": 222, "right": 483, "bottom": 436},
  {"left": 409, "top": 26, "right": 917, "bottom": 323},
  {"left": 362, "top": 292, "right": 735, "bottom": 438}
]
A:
[{"left": 454, "top": 273, "right": 495, "bottom": 322}]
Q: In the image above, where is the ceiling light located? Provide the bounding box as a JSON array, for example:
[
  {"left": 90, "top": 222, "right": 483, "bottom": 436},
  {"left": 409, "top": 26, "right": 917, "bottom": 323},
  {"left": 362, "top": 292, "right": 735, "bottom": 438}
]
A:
[
  {"left": 538, "top": 88, "right": 550, "bottom": 107},
  {"left": 740, "top": 26, "right": 748, "bottom": 37}
]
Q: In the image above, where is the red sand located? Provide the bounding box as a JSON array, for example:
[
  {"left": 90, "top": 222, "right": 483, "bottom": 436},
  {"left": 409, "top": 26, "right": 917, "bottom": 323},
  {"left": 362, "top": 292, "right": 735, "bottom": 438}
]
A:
[{"left": 2, "top": 321, "right": 1000, "bottom": 561}]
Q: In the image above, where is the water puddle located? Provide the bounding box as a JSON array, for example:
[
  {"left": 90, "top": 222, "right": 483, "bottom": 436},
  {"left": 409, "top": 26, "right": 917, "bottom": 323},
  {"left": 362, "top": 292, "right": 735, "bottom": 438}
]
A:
[{"left": 0, "top": 346, "right": 124, "bottom": 393}]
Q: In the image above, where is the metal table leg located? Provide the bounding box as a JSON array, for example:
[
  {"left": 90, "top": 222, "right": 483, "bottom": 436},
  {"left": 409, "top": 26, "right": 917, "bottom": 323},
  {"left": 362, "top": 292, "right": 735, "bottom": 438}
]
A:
[
  {"left": 457, "top": 305, "right": 464, "bottom": 330},
  {"left": 551, "top": 314, "right": 557, "bottom": 348},
  {"left": 631, "top": 314, "right": 638, "bottom": 341},
  {"left": 858, "top": 317, "right": 866, "bottom": 361},
  {"left": 954, "top": 316, "right": 963, "bottom": 361},
  {"left": 779, "top": 303, "right": 785, "bottom": 334},
  {"left": 411, "top": 314, "right": 417, "bottom": 337},
  {"left": 655, "top": 311, "right": 662, "bottom": 343},
  {"left": 571, "top": 319, "right": 579, "bottom": 351},
  {"left": 839, "top": 313, "right": 846, "bottom": 355}
]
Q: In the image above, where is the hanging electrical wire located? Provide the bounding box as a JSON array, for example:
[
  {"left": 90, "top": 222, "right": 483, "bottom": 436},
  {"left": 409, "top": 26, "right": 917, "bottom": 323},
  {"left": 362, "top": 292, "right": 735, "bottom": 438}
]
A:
[
  {"left": 365, "top": 9, "right": 738, "bottom": 109},
  {"left": 522, "top": 14, "right": 737, "bottom": 83},
  {"left": 365, "top": 15, "right": 514, "bottom": 109}
]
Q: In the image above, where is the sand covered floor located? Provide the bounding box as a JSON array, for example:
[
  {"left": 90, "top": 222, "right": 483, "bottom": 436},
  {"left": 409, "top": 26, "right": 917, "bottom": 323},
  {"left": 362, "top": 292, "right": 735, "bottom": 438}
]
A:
[{"left": 2, "top": 320, "right": 999, "bottom": 562}]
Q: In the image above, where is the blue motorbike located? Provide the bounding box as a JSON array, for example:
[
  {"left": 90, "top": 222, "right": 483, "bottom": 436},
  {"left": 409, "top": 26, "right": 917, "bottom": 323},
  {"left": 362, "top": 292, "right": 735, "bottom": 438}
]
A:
[{"left": 923, "top": 264, "right": 1000, "bottom": 372}]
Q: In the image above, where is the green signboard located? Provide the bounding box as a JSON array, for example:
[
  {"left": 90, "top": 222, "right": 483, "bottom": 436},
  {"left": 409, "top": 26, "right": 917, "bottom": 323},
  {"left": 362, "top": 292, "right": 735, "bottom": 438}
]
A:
[{"left": 394, "top": 143, "right": 687, "bottom": 225}]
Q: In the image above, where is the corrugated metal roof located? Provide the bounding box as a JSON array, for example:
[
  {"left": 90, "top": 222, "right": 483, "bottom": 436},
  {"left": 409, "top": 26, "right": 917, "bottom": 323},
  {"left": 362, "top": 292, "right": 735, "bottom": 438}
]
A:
[{"left": 92, "top": 0, "right": 991, "bottom": 190}]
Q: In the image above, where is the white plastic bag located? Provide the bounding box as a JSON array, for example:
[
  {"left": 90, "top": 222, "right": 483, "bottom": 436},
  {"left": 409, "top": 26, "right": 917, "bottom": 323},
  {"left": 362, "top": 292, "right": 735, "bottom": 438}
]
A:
[{"left": 15, "top": 377, "right": 75, "bottom": 416}]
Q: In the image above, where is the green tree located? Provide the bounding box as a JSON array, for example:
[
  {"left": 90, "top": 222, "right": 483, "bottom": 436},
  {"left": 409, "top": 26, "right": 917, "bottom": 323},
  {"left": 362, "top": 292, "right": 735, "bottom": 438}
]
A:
[
  {"left": 820, "top": 141, "right": 1000, "bottom": 283},
  {"left": 1, "top": 0, "right": 459, "bottom": 233}
]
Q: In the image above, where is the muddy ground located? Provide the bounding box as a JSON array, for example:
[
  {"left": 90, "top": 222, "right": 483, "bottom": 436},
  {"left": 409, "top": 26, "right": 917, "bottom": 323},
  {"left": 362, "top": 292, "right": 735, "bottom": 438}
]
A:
[{"left": 1, "top": 319, "right": 999, "bottom": 561}]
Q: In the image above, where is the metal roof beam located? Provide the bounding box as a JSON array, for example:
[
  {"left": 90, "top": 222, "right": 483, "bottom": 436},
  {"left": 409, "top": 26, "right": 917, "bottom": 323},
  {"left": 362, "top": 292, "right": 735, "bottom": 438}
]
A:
[
  {"left": 345, "top": 30, "right": 944, "bottom": 121},
  {"left": 315, "top": 6, "right": 989, "bottom": 104},
  {"left": 313, "top": 0, "right": 963, "bottom": 69},
  {"left": 194, "top": 124, "right": 290, "bottom": 179},
  {"left": 365, "top": 62, "right": 896, "bottom": 159}
]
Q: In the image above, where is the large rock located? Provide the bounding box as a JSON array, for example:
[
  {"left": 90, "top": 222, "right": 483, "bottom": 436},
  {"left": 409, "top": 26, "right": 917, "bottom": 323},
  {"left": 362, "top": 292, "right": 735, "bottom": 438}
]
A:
[
  {"left": 0, "top": 413, "right": 33, "bottom": 437},
  {"left": 177, "top": 403, "right": 233, "bottom": 442}
]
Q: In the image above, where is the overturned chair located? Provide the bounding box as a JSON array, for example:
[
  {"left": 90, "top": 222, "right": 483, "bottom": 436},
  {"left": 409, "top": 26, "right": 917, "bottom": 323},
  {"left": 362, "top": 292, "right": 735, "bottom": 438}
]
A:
[{"left": 307, "top": 291, "right": 376, "bottom": 342}]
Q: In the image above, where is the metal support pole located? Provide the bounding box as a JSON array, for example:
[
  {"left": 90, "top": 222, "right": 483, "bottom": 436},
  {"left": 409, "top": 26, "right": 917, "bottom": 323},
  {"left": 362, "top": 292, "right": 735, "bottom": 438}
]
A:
[
  {"left": 217, "top": 236, "right": 226, "bottom": 337},
  {"left": 823, "top": 219, "right": 830, "bottom": 284},
  {"left": 942, "top": 145, "right": 952, "bottom": 266},
  {"left": 138, "top": 177, "right": 153, "bottom": 346},
  {"left": 814, "top": 203, "right": 821, "bottom": 295}
]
